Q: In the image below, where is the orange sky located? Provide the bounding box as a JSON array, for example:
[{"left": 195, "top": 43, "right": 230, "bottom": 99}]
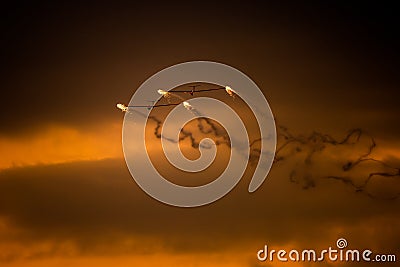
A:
[
  {"left": 0, "top": 123, "right": 123, "bottom": 170},
  {"left": 1, "top": 2, "right": 399, "bottom": 267}
]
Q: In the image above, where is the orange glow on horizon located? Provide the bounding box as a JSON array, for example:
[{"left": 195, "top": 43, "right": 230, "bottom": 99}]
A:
[{"left": 0, "top": 123, "right": 123, "bottom": 170}]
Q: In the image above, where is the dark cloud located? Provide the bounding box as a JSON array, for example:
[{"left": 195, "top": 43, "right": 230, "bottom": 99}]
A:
[
  {"left": 0, "top": 158, "right": 398, "bottom": 262},
  {"left": 1, "top": 2, "right": 399, "bottom": 137}
]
